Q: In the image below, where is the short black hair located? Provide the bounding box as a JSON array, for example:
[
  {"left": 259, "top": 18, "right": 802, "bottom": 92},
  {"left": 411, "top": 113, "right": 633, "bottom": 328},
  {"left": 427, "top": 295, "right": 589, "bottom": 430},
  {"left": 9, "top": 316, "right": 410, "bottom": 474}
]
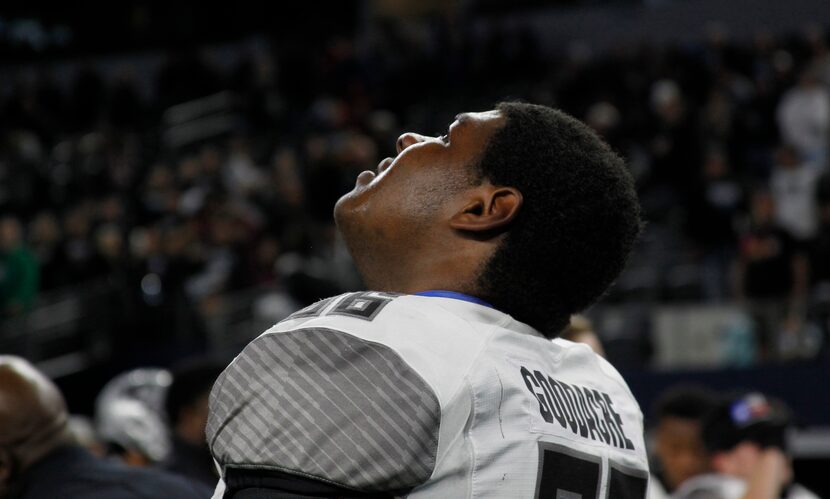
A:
[
  {"left": 164, "top": 359, "right": 225, "bottom": 427},
  {"left": 476, "top": 102, "right": 643, "bottom": 336},
  {"left": 653, "top": 385, "right": 718, "bottom": 422}
]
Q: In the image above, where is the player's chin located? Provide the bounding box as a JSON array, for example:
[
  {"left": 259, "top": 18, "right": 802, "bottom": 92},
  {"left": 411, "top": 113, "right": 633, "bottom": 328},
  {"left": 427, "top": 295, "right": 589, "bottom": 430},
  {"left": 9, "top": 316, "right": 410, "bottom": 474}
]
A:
[
  {"left": 333, "top": 194, "right": 369, "bottom": 259},
  {"left": 333, "top": 192, "right": 357, "bottom": 229},
  {"left": 334, "top": 172, "right": 378, "bottom": 227}
]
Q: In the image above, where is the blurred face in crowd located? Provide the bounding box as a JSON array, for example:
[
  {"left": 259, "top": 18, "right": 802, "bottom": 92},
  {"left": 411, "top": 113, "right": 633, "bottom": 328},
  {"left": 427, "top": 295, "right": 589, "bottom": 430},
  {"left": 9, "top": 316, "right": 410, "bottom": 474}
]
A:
[
  {"left": 654, "top": 416, "right": 709, "bottom": 490},
  {"left": 334, "top": 111, "right": 505, "bottom": 290},
  {"left": 703, "top": 153, "right": 728, "bottom": 180},
  {"left": 750, "top": 191, "right": 775, "bottom": 226},
  {"left": 0, "top": 218, "right": 22, "bottom": 252},
  {"left": 29, "top": 213, "right": 61, "bottom": 246},
  {"left": 711, "top": 441, "right": 791, "bottom": 482}
]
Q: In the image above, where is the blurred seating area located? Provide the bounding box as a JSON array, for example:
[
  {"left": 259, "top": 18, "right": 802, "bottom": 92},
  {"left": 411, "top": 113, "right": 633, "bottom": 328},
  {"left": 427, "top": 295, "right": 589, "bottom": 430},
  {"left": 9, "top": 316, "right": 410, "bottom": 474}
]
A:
[{"left": 2, "top": 7, "right": 830, "bottom": 379}]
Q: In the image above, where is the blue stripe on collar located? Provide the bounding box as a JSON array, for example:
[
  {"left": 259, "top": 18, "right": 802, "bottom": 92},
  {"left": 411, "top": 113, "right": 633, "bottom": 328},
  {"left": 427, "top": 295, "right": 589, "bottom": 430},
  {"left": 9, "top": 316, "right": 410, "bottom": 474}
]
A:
[{"left": 414, "top": 290, "right": 494, "bottom": 309}]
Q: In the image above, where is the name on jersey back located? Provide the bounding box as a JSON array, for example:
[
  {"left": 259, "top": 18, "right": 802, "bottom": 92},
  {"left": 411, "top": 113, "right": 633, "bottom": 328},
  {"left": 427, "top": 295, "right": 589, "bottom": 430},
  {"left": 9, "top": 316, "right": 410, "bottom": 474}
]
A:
[{"left": 520, "top": 366, "right": 635, "bottom": 451}]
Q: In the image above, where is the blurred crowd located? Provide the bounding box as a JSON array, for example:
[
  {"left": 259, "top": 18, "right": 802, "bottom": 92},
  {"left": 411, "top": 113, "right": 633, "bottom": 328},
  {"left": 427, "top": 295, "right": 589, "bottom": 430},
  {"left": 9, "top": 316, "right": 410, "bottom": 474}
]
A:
[
  {"left": 0, "top": 355, "right": 219, "bottom": 498},
  {"left": 647, "top": 385, "right": 820, "bottom": 499},
  {"left": 1, "top": 18, "right": 830, "bottom": 365},
  {"left": 1, "top": 353, "right": 821, "bottom": 498}
]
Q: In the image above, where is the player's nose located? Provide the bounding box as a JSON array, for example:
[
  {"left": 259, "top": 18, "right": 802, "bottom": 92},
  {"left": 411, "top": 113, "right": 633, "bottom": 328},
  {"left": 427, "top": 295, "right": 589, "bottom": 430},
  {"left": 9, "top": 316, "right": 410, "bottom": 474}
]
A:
[{"left": 396, "top": 133, "right": 427, "bottom": 154}]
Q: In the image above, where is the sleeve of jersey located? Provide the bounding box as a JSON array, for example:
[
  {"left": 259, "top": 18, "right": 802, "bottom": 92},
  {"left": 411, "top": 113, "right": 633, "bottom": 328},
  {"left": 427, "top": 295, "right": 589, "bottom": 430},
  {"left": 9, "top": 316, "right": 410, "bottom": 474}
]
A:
[{"left": 205, "top": 326, "right": 442, "bottom": 494}]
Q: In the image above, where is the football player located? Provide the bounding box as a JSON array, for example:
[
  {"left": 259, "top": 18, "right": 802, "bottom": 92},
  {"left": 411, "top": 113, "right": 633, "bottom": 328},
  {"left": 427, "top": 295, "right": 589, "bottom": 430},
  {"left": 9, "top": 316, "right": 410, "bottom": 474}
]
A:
[{"left": 207, "top": 102, "right": 646, "bottom": 498}]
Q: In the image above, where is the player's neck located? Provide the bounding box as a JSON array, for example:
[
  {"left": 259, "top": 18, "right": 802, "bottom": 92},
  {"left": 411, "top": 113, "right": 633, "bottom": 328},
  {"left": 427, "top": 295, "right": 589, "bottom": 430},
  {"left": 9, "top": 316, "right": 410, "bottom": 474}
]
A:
[
  {"left": 353, "top": 230, "right": 499, "bottom": 299},
  {"left": 361, "top": 260, "right": 478, "bottom": 297},
  {"left": 368, "top": 274, "right": 478, "bottom": 298}
]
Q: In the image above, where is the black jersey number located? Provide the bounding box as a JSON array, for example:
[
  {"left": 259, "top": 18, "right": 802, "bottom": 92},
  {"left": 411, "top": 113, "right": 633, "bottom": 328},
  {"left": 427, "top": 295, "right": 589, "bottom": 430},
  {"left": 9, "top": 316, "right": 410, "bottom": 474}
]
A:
[
  {"left": 287, "top": 292, "right": 398, "bottom": 322},
  {"left": 535, "top": 443, "right": 647, "bottom": 499}
]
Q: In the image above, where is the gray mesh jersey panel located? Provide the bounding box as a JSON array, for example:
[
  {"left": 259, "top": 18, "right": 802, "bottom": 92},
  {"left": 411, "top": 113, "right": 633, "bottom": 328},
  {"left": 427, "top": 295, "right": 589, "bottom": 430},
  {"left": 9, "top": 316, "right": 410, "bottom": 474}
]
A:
[{"left": 207, "top": 327, "right": 441, "bottom": 492}]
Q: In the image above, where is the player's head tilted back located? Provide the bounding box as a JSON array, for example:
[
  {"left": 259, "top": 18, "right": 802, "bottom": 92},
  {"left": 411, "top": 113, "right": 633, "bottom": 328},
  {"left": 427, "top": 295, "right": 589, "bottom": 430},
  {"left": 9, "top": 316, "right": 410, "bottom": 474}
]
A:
[{"left": 334, "top": 102, "right": 642, "bottom": 337}]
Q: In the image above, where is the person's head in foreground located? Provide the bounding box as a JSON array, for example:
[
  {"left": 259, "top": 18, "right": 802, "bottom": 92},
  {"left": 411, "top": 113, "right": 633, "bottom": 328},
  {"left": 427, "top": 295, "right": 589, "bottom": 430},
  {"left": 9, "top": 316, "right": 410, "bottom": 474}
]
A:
[
  {"left": 652, "top": 385, "right": 717, "bottom": 491},
  {"left": 701, "top": 392, "right": 791, "bottom": 480},
  {"left": 334, "top": 101, "right": 642, "bottom": 336},
  {"left": 0, "top": 355, "right": 74, "bottom": 497}
]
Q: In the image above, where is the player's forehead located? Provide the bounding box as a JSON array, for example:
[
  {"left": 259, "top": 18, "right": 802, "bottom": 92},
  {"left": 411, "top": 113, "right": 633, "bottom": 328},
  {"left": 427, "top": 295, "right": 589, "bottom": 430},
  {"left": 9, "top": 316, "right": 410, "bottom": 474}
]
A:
[
  {"left": 448, "top": 110, "right": 504, "bottom": 151},
  {"left": 452, "top": 110, "right": 503, "bottom": 128},
  {"left": 657, "top": 416, "right": 701, "bottom": 436}
]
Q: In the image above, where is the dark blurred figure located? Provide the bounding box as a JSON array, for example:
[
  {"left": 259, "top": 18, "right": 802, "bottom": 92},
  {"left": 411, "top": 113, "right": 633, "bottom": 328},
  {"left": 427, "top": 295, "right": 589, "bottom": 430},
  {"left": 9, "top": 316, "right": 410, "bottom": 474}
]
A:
[
  {"left": 69, "top": 67, "right": 106, "bottom": 131},
  {"left": 685, "top": 152, "right": 744, "bottom": 302},
  {"left": 0, "top": 356, "right": 209, "bottom": 499},
  {"left": 0, "top": 217, "right": 38, "bottom": 318},
  {"left": 673, "top": 392, "right": 818, "bottom": 499},
  {"left": 737, "top": 190, "right": 809, "bottom": 361},
  {"left": 156, "top": 51, "right": 222, "bottom": 109},
  {"left": 162, "top": 359, "right": 225, "bottom": 487},
  {"left": 60, "top": 206, "right": 99, "bottom": 284},
  {"left": 810, "top": 171, "right": 830, "bottom": 345},
  {"left": 26, "top": 213, "right": 66, "bottom": 292},
  {"left": 107, "top": 72, "right": 147, "bottom": 130},
  {"left": 648, "top": 386, "right": 717, "bottom": 498},
  {"left": 645, "top": 79, "right": 702, "bottom": 214}
]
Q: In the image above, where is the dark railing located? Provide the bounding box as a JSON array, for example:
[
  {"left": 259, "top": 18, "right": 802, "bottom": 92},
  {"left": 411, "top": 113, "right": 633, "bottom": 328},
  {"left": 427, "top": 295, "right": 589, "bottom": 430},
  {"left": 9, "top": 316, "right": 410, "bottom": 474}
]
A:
[{"left": 0, "top": 280, "right": 113, "bottom": 378}]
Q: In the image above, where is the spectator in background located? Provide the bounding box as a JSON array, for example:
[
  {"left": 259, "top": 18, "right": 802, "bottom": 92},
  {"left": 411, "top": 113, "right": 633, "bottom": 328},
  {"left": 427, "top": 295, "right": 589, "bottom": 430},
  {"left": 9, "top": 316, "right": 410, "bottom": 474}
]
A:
[
  {"left": 162, "top": 358, "right": 225, "bottom": 487},
  {"left": 686, "top": 151, "right": 744, "bottom": 302},
  {"left": 737, "top": 190, "right": 808, "bottom": 361},
  {"left": 559, "top": 314, "right": 606, "bottom": 357},
  {"left": 4, "top": 18, "right": 830, "bottom": 372},
  {"left": 770, "top": 144, "right": 822, "bottom": 245},
  {"left": 648, "top": 386, "right": 717, "bottom": 498},
  {"left": 809, "top": 171, "right": 830, "bottom": 344},
  {"left": 26, "top": 213, "right": 65, "bottom": 292},
  {"left": 808, "top": 30, "right": 830, "bottom": 88},
  {"left": 94, "top": 368, "right": 172, "bottom": 468},
  {"left": 776, "top": 67, "right": 830, "bottom": 167},
  {"left": 673, "top": 392, "right": 818, "bottom": 499},
  {"left": 646, "top": 79, "right": 701, "bottom": 210},
  {"left": 223, "top": 137, "right": 266, "bottom": 198},
  {"left": 0, "top": 355, "right": 209, "bottom": 499},
  {"left": 0, "top": 217, "right": 38, "bottom": 317},
  {"left": 60, "top": 206, "right": 98, "bottom": 284}
]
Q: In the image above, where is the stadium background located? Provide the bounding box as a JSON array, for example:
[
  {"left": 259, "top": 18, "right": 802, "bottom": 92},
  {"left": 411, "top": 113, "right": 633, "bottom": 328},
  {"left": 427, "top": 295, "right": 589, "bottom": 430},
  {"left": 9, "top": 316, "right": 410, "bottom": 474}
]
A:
[{"left": 1, "top": 0, "right": 829, "bottom": 495}]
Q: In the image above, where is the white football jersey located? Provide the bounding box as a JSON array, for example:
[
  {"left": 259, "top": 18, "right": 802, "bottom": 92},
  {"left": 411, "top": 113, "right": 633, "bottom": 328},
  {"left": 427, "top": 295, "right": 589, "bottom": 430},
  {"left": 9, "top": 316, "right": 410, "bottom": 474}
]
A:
[{"left": 207, "top": 292, "right": 649, "bottom": 498}]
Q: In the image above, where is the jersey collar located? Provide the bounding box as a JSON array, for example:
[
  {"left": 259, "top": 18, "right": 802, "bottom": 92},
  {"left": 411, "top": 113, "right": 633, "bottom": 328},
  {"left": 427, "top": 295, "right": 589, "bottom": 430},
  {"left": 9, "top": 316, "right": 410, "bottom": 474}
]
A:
[{"left": 414, "top": 290, "right": 494, "bottom": 309}]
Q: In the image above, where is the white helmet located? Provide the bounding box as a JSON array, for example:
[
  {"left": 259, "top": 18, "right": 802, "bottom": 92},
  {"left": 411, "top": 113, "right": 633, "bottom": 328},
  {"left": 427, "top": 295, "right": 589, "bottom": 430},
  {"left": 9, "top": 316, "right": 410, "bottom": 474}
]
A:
[{"left": 95, "top": 368, "right": 172, "bottom": 463}]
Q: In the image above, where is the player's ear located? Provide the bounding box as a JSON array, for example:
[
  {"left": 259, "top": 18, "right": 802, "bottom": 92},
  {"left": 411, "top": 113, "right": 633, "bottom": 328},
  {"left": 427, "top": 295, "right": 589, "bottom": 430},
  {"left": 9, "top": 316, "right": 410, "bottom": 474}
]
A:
[{"left": 449, "top": 185, "right": 522, "bottom": 234}]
